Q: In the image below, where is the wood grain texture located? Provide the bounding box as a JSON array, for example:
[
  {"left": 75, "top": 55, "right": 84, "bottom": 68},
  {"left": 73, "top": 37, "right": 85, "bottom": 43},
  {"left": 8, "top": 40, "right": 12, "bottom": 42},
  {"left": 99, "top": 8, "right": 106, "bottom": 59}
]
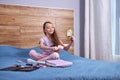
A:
[{"left": 0, "top": 4, "right": 74, "bottom": 53}]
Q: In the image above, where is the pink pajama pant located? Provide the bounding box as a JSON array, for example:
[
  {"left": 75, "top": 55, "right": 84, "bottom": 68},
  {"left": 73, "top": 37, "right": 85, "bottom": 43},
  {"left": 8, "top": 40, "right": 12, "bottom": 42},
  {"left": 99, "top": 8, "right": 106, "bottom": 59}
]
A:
[{"left": 29, "top": 49, "right": 60, "bottom": 61}]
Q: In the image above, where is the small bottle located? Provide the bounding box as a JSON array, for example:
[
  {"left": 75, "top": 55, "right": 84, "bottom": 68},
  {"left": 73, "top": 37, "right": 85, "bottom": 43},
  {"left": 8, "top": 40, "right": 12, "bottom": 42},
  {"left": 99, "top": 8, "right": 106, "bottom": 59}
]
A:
[{"left": 27, "top": 58, "right": 38, "bottom": 66}]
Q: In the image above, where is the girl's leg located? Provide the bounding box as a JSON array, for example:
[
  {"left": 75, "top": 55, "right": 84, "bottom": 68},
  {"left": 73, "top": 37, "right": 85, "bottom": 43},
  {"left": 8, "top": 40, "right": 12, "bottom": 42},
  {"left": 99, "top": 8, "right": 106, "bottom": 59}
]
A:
[
  {"left": 29, "top": 49, "right": 47, "bottom": 61},
  {"left": 37, "top": 52, "right": 60, "bottom": 61},
  {"left": 49, "top": 52, "right": 60, "bottom": 59}
]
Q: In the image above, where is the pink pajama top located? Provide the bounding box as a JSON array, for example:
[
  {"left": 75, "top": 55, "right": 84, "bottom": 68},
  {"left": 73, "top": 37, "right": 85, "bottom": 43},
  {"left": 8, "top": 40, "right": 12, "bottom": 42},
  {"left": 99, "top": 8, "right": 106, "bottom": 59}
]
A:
[{"left": 40, "top": 36, "right": 54, "bottom": 54}]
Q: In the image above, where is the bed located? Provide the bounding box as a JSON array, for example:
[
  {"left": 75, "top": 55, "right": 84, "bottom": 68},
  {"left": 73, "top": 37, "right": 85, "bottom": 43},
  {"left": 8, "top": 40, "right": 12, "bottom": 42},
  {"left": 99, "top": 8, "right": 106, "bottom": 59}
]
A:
[{"left": 0, "top": 45, "right": 120, "bottom": 80}]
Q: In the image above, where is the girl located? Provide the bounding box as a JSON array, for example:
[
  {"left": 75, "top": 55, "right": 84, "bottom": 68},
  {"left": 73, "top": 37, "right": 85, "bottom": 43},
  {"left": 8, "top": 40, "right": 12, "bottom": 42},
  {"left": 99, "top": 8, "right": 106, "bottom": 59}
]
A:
[{"left": 29, "top": 21, "right": 74, "bottom": 61}]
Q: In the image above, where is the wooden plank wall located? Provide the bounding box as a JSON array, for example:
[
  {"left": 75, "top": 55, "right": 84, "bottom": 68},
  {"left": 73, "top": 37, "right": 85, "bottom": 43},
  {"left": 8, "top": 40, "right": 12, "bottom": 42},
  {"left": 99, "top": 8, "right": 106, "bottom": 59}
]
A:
[{"left": 0, "top": 4, "right": 74, "bottom": 53}]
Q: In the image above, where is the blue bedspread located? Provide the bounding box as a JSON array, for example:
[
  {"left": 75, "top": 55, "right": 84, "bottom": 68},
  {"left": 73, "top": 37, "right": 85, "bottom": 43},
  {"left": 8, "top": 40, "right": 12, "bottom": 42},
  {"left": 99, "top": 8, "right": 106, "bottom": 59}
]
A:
[{"left": 0, "top": 45, "right": 120, "bottom": 80}]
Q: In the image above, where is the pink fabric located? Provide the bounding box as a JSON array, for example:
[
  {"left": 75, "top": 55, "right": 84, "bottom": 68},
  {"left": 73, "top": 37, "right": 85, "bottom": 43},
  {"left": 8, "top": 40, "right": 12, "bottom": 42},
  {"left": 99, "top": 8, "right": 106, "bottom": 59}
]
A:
[
  {"left": 29, "top": 50, "right": 60, "bottom": 61},
  {"left": 29, "top": 36, "right": 62, "bottom": 61},
  {"left": 45, "top": 59, "right": 73, "bottom": 67},
  {"left": 40, "top": 36, "right": 54, "bottom": 54},
  {"left": 29, "top": 50, "right": 48, "bottom": 61}
]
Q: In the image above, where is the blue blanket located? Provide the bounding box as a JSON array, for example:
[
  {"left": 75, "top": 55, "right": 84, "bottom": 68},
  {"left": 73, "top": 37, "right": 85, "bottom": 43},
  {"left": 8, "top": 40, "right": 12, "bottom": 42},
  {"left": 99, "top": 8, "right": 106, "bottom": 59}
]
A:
[{"left": 0, "top": 45, "right": 120, "bottom": 80}]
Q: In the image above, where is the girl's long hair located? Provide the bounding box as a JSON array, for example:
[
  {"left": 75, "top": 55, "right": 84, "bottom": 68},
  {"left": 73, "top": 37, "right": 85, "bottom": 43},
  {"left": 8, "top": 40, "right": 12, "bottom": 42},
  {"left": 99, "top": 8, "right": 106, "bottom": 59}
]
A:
[{"left": 43, "top": 21, "right": 61, "bottom": 46}]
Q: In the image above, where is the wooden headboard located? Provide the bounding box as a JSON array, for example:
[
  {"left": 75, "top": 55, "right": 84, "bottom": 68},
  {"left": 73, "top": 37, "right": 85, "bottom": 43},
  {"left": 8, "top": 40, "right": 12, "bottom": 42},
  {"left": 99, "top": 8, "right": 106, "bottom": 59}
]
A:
[{"left": 0, "top": 4, "right": 74, "bottom": 53}]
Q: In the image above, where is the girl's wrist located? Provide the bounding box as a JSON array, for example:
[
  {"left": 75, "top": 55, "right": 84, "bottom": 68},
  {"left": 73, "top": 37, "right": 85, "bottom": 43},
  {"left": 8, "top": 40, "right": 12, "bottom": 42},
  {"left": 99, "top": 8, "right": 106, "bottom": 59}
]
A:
[
  {"left": 50, "top": 47, "right": 54, "bottom": 50},
  {"left": 43, "top": 46, "right": 54, "bottom": 50}
]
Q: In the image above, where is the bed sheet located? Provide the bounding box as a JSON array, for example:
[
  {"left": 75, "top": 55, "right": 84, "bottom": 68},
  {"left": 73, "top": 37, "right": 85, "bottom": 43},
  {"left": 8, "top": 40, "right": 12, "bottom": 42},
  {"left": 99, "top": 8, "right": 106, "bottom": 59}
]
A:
[{"left": 0, "top": 45, "right": 120, "bottom": 80}]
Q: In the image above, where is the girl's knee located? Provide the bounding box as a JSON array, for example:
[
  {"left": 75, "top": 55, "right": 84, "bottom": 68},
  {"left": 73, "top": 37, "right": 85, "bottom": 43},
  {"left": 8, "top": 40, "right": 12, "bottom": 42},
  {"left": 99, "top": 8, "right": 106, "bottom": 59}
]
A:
[
  {"left": 51, "top": 52, "right": 60, "bottom": 59},
  {"left": 29, "top": 49, "right": 37, "bottom": 56},
  {"left": 29, "top": 49, "right": 40, "bottom": 60}
]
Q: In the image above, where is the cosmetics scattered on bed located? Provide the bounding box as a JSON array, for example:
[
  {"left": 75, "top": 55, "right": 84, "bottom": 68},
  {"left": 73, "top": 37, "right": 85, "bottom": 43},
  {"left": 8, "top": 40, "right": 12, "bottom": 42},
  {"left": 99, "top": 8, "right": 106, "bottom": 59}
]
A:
[
  {"left": 17, "top": 60, "right": 23, "bottom": 63},
  {"left": 0, "top": 64, "right": 40, "bottom": 72},
  {"left": 0, "top": 58, "right": 73, "bottom": 72},
  {"left": 27, "top": 58, "right": 39, "bottom": 65},
  {"left": 0, "top": 59, "right": 46, "bottom": 72},
  {"left": 16, "top": 58, "right": 47, "bottom": 68}
]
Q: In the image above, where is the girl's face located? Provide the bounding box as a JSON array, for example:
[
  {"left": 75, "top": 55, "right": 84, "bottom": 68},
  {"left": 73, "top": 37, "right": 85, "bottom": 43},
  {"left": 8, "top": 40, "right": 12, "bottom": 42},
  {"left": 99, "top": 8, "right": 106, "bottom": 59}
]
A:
[{"left": 44, "top": 23, "right": 55, "bottom": 35}]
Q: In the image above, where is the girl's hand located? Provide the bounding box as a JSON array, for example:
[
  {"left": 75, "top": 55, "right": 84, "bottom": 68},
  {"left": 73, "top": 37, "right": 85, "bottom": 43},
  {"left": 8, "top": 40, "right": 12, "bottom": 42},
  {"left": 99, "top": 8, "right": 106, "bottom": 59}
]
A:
[
  {"left": 52, "top": 46, "right": 59, "bottom": 51},
  {"left": 58, "top": 45, "right": 64, "bottom": 49},
  {"left": 70, "top": 36, "right": 74, "bottom": 42}
]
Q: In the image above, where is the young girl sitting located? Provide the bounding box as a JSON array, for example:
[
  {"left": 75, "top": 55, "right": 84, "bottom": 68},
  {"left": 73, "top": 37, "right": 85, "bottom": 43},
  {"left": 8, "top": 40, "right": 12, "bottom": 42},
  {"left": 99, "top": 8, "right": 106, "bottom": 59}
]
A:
[{"left": 29, "top": 21, "right": 74, "bottom": 62}]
